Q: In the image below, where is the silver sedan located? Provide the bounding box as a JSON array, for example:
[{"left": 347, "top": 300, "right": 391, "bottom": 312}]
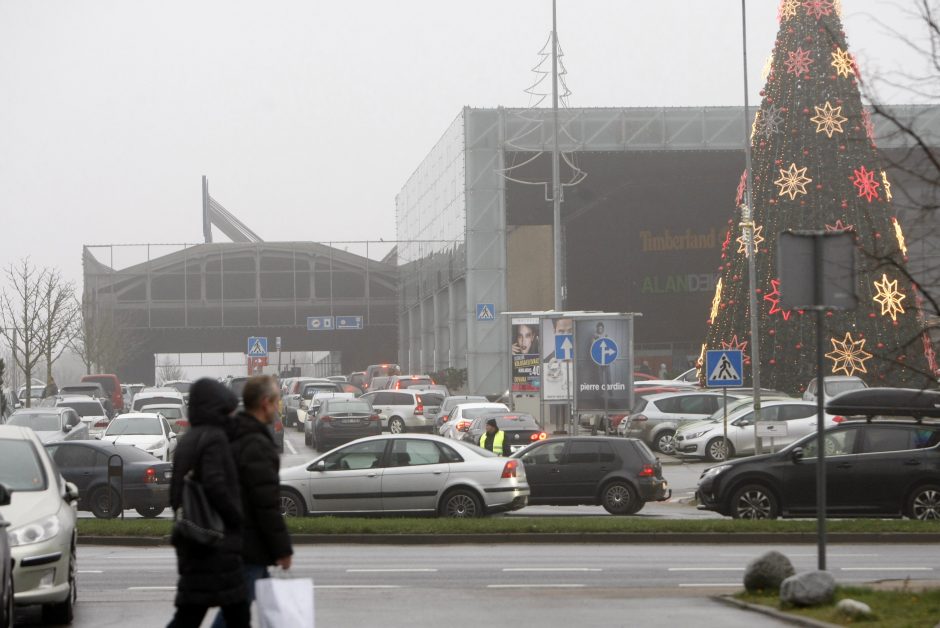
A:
[{"left": 279, "top": 434, "right": 529, "bottom": 518}]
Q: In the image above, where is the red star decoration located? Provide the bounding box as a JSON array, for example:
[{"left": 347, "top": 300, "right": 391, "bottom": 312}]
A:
[
  {"left": 721, "top": 335, "right": 751, "bottom": 365},
  {"left": 735, "top": 170, "right": 748, "bottom": 205},
  {"left": 825, "top": 219, "right": 854, "bottom": 232},
  {"left": 784, "top": 47, "right": 814, "bottom": 76},
  {"left": 763, "top": 279, "right": 792, "bottom": 321},
  {"left": 721, "top": 229, "right": 732, "bottom": 252},
  {"left": 802, "top": 0, "right": 834, "bottom": 19},
  {"left": 851, "top": 165, "right": 880, "bottom": 202}
]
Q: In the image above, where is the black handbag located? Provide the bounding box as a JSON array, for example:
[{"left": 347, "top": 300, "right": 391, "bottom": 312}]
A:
[{"left": 173, "top": 431, "right": 225, "bottom": 546}]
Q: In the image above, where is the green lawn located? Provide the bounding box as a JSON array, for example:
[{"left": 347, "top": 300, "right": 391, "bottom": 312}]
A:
[
  {"left": 77, "top": 516, "right": 940, "bottom": 537},
  {"left": 737, "top": 586, "right": 940, "bottom": 627}
]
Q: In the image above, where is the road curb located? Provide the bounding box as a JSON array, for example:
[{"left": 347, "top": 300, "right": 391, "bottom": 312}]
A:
[
  {"left": 78, "top": 532, "right": 940, "bottom": 546},
  {"left": 713, "top": 595, "right": 842, "bottom": 628}
]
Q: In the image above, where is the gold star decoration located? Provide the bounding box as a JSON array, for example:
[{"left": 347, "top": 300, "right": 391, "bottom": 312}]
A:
[
  {"left": 873, "top": 274, "right": 907, "bottom": 321},
  {"left": 779, "top": 0, "right": 800, "bottom": 20},
  {"left": 892, "top": 217, "right": 908, "bottom": 256},
  {"left": 810, "top": 101, "right": 848, "bottom": 138},
  {"left": 774, "top": 163, "right": 812, "bottom": 200},
  {"left": 761, "top": 54, "right": 774, "bottom": 82},
  {"left": 736, "top": 224, "right": 764, "bottom": 257},
  {"left": 709, "top": 278, "right": 722, "bottom": 323},
  {"left": 834, "top": 0, "right": 842, "bottom": 16},
  {"left": 825, "top": 332, "right": 873, "bottom": 376},
  {"left": 695, "top": 343, "right": 707, "bottom": 380},
  {"left": 881, "top": 170, "right": 893, "bottom": 201},
  {"left": 831, "top": 47, "right": 855, "bottom": 78}
]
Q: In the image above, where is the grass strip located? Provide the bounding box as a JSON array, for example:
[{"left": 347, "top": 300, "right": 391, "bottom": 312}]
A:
[
  {"left": 78, "top": 517, "right": 940, "bottom": 537},
  {"left": 737, "top": 586, "right": 940, "bottom": 627}
]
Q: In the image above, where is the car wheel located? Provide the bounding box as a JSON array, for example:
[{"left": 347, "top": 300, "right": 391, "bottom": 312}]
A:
[
  {"left": 89, "top": 486, "right": 122, "bottom": 518},
  {"left": 601, "top": 480, "right": 640, "bottom": 515},
  {"left": 41, "top": 541, "right": 76, "bottom": 624},
  {"left": 439, "top": 489, "right": 483, "bottom": 518},
  {"left": 906, "top": 484, "right": 940, "bottom": 520},
  {"left": 135, "top": 505, "right": 163, "bottom": 518},
  {"left": 730, "top": 484, "right": 779, "bottom": 520},
  {"left": 654, "top": 430, "right": 677, "bottom": 455},
  {"left": 705, "top": 437, "right": 734, "bottom": 462},
  {"left": 279, "top": 488, "right": 306, "bottom": 517},
  {"left": 389, "top": 417, "right": 406, "bottom": 434}
]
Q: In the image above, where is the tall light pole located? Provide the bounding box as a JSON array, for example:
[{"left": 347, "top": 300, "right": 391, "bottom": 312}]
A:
[{"left": 551, "top": 0, "right": 564, "bottom": 311}]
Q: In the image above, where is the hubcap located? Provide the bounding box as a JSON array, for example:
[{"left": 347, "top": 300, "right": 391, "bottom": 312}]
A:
[
  {"left": 280, "top": 495, "right": 298, "bottom": 517},
  {"left": 390, "top": 420, "right": 403, "bottom": 434},
  {"left": 657, "top": 434, "right": 676, "bottom": 454},
  {"left": 913, "top": 490, "right": 940, "bottom": 520},
  {"left": 606, "top": 485, "right": 630, "bottom": 508},
  {"left": 709, "top": 440, "right": 728, "bottom": 461},
  {"left": 446, "top": 494, "right": 476, "bottom": 517},
  {"left": 736, "top": 489, "right": 772, "bottom": 519}
]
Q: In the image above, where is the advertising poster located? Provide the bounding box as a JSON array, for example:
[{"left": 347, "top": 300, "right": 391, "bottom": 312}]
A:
[
  {"left": 574, "top": 317, "right": 633, "bottom": 412},
  {"left": 511, "top": 317, "right": 541, "bottom": 392},
  {"left": 541, "top": 317, "right": 574, "bottom": 403}
]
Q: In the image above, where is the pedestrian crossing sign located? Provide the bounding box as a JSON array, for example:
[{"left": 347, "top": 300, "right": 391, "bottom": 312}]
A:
[
  {"left": 476, "top": 303, "right": 496, "bottom": 321},
  {"left": 247, "top": 336, "right": 268, "bottom": 358},
  {"left": 705, "top": 350, "right": 744, "bottom": 388}
]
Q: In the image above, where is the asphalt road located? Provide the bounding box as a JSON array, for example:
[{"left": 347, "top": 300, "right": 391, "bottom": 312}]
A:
[{"left": 15, "top": 543, "right": 938, "bottom": 627}]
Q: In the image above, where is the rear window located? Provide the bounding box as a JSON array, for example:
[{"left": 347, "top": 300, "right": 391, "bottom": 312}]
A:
[
  {"left": 463, "top": 407, "right": 506, "bottom": 420},
  {"left": 420, "top": 393, "right": 444, "bottom": 406},
  {"left": 325, "top": 400, "right": 372, "bottom": 414},
  {"left": 134, "top": 396, "right": 181, "bottom": 410},
  {"left": 59, "top": 401, "right": 104, "bottom": 417},
  {"left": 495, "top": 415, "right": 540, "bottom": 429},
  {"left": 631, "top": 398, "right": 648, "bottom": 414},
  {"left": 84, "top": 376, "right": 116, "bottom": 394},
  {"left": 398, "top": 377, "right": 432, "bottom": 388},
  {"left": 106, "top": 417, "right": 162, "bottom": 436},
  {"left": 303, "top": 384, "right": 338, "bottom": 398},
  {"left": 143, "top": 406, "right": 183, "bottom": 419},
  {"left": 825, "top": 380, "right": 866, "bottom": 397},
  {"left": 0, "top": 438, "right": 47, "bottom": 491},
  {"left": 630, "top": 440, "right": 658, "bottom": 463},
  {"left": 368, "top": 365, "right": 400, "bottom": 379}
]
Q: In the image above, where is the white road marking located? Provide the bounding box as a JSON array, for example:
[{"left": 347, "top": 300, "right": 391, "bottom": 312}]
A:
[
  {"left": 678, "top": 583, "right": 740, "bottom": 588},
  {"left": 668, "top": 567, "right": 745, "bottom": 572},
  {"left": 313, "top": 585, "right": 401, "bottom": 589},
  {"left": 128, "top": 586, "right": 176, "bottom": 591},
  {"left": 840, "top": 567, "right": 933, "bottom": 571},
  {"left": 502, "top": 568, "right": 602, "bottom": 572},
  {"left": 487, "top": 584, "right": 585, "bottom": 589},
  {"left": 346, "top": 568, "right": 437, "bottom": 573},
  {"left": 285, "top": 437, "right": 297, "bottom": 455},
  {"left": 78, "top": 570, "right": 103, "bottom": 574}
]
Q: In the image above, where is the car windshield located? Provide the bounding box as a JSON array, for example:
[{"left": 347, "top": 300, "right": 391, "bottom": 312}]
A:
[
  {"left": 106, "top": 417, "right": 162, "bottom": 436},
  {"left": 0, "top": 439, "right": 47, "bottom": 491},
  {"left": 825, "top": 380, "right": 865, "bottom": 396},
  {"left": 494, "top": 415, "right": 539, "bottom": 429},
  {"left": 59, "top": 402, "right": 104, "bottom": 417},
  {"left": 707, "top": 399, "right": 754, "bottom": 422},
  {"left": 327, "top": 401, "right": 372, "bottom": 414},
  {"left": 167, "top": 382, "right": 192, "bottom": 393},
  {"left": 8, "top": 412, "right": 61, "bottom": 431}
]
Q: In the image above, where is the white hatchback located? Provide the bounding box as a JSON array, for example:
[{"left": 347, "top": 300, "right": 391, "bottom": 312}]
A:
[
  {"left": 439, "top": 403, "right": 511, "bottom": 440},
  {"left": 101, "top": 413, "right": 178, "bottom": 461}
]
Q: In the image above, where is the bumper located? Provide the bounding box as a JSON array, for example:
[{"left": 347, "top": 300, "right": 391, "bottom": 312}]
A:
[
  {"left": 638, "top": 479, "right": 671, "bottom": 502},
  {"left": 12, "top": 537, "right": 72, "bottom": 605},
  {"left": 124, "top": 484, "right": 170, "bottom": 509},
  {"left": 675, "top": 439, "right": 704, "bottom": 456},
  {"left": 404, "top": 418, "right": 434, "bottom": 433},
  {"left": 484, "top": 486, "right": 530, "bottom": 513}
]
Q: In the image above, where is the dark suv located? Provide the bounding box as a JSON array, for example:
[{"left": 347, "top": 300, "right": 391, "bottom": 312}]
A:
[
  {"left": 511, "top": 437, "right": 670, "bottom": 515},
  {"left": 697, "top": 389, "right": 940, "bottom": 520}
]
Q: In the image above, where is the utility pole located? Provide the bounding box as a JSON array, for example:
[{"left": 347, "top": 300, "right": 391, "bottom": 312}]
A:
[{"left": 551, "top": 0, "right": 563, "bottom": 311}]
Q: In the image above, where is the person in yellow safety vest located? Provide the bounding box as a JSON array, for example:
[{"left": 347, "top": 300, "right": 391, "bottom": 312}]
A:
[{"left": 479, "top": 418, "right": 509, "bottom": 456}]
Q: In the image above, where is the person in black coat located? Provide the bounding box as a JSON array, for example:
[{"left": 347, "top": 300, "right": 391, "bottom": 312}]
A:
[
  {"left": 167, "top": 378, "right": 249, "bottom": 628},
  {"left": 210, "top": 375, "right": 293, "bottom": 628}
]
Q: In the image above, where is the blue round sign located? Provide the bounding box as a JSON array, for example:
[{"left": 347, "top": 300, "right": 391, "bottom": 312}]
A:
[{"left": 590, "top": 337, "right": 619, "bottom": 366}]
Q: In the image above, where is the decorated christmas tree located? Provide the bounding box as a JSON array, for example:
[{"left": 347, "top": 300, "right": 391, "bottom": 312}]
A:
[{"left": 702, "top": 0, "right": 938, "bottom": 395}]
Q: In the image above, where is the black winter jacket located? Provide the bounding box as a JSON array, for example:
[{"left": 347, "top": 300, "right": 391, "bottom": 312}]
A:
[
  {"left": 229, "top": 411, "right": 293, "bottom": 566},
  {"left": 169, "top": 379, "right": 246, "bottom": 607}
]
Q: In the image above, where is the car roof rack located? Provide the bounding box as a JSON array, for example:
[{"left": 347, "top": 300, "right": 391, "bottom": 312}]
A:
[{"left": 825, "top": 387, "right": 940, "bottom": 422}]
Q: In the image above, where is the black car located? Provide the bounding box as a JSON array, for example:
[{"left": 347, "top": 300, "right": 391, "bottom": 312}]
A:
[
  {"left": 511, "top": 436, "right": 670, "bottom": 515},
  {"left": 0, "top": 484, "right": 12, "bottom": 628},
  {"left": 462, "top": 413, "right": 546, "bottom": 454},
  {"left": 696, "top": 420, "right": 940, "bottom": 519},
  {"left": 308, "top": 398, "right": 382, "bottom": 451},
  {"left": 44, "top": 440, "right": 173, "bottom": 518}
]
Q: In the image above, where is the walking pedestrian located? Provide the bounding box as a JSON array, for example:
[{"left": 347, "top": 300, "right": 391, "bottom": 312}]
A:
[
  {"left": 211, "top": 375, "right": 293, "bottom": 627},
  {"left": 479, "top": 418, "right": 509, "bottom": 456},
  {"left": 167, "top": 378, "right": 249, "bottom": 628},
  {"left": 42, "top": 376, "right": 58, "bottom": 399}
]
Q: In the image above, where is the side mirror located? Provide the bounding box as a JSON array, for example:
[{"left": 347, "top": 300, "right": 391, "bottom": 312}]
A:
[
  {"left": 791, "top": 447, "right": 804, "bottom": 463},
  {"left": 737, "top": 420, "right": 752, "bottom": 428},
  {"left": 313, "top": 460, "right": 326, "bottom": 472},
  {"left": 65, "top": 481, "right": 80, "bottom": 503},
  {"left": 169, "top": 432, "right": 177, "bottom": 439},
  {"left": 0, "top": 483, "right": 11, "bottom": 507}
]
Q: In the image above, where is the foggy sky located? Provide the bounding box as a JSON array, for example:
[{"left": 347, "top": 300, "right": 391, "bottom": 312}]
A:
[{"left": 0, "top": 1, "right": 929, "bottom": 287}]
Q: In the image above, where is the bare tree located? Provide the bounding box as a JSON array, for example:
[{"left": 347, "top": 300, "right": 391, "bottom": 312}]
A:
[
  {"left": 38, "top": 269, "right": 79, "bottom": 386},
  {"left": 0, "top": 259, "right": 47, "bottom": 407},
  {"left": 69, "top": 297, "right": 142, "bottom": 375},
  {"left": 156, "top": 356, "right": 186, "bottom": 384}
]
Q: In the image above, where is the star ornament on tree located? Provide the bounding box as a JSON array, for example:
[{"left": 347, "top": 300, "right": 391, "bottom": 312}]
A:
[
  {"left": 775, "top": 163, "right": 813, "bottom": 200},
  {"left": 851, "top": 165, "right": 881, "bottom": 202},
  {"left": 736, "top": 224, "right": 764, "bottom": 257},
  {"left": 811, "top": 102, "right": 848, "bottom": 138},
  {"left": 709, "top": 278, "right": 723, "bottom": 323},
  {"left": 784, "top": 47, "right": 814, "bottom": 76},
  {"left": 831, "top": 47, "right": 855, "bottom": 78},
  {"left": 763, "top": 279, "right": 792, "bottom": 320},
  {"left": 756, "top": 103, "right": 784, "bottom": 140},
  {"left": 721, "top": 335, "right": 751, "bottom": 365},
  {"left": 825, "top": 219, "right": 854, "bottom": 232},
  {"left": 778, "top": 0, "right": 801, "bottom": 21},
  {"left": 802, "top": 0, "right": 834, "bottom": 19},
  {"left": 825, "top": 332, "right": 873, "bottom": 376},
  {"left": 873, "top": 274, "right": 907, "bottom": 321}
]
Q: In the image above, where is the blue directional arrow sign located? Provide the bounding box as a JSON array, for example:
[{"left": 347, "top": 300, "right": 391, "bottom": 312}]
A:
[
  {"left": 336, "top": 315, "right": 363, "bottom": 330},
  {"left": 705, "top": 350, "right": 744, "bottom": 388},
  {"left": 590, "top": 337, "right": 619, "bottom": 366},
  {"left": 555, "top": 334, "right": 574, "bottom": 361},
  {"left": 247, "top": 336, "right": 268, "bottom": 357},
  {"left": 306, "top": 316, "right": 334, "bottom": 331}
]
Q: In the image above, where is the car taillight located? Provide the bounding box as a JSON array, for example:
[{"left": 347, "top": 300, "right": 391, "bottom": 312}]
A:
[
  {"left": 175, "top": 419, "right": 190, "bottom": 429},
  {"left": 632, "top": 414, "right": 648, "bottom": 422},
  {"left": 415, "top": 403, "right": 424, "bottom": 415},
  {"left": 457, "top": 420, "right": 471, "bottom": 431},
  {"left": 94, "top": 419, "right": 109, "bottom": 428},
  {"left": 501, "top": 460, "right": 518, "bottom": 479},
  {"left": 144, "top": 467, "right": 158, "bottom": 484},
  {"left": 638, "top": 464, "right": 655, "bottom": 478},
  {"left": 321, "top": 415, "right": 332, "bottom": 423},
  {"left": 832, "top": 415, "right": 845, "bottom": 423},
  {"left": 369, "top": 414, "right": 381, "bottom": 422},
  {"left": 530, "top": 432, "right": 547, "bottom": 441}
]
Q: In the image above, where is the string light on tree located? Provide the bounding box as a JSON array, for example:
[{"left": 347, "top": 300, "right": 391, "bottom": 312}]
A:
[
  {"left": 811, "top": 102, "right": 847, "bottom": 138},
  {"left": 779, "top": 0, "right": 801, "bottom": 21},
  {"left": 892, "top": 217, "right": 908, "bottom": 256},
  {"left": 784, "top": 47, "right": 815, "bottom": 75},
  {"left": 831, "top": 47, "right": 855, "bottom": 78},
  {"left": 775, "top": 163, "right": 813, "bottom": 199},
  {"left": 756, "top": 103, "right": 785, "bottom": 139},
  {"left": 763, "top": 279, "right": 792, "bottom": 320},
  {"left": 825, "top": 332, "right": 873, "bottom": 376},
  {"left": 851, "top": 165, "right": 880, "bottom": 202},
  {"left": 881, "top": 170, "right": 893, "bottom": 201},
  {"left": 802, "top": 0, "right": 835, "bottom": 20},
  {"left": 825, "top": 219, "right": 854, "bottom": 232},
  {"left": 721, "top": 335, "right": 751, "bottom": 365},
  {"left": 709, "top": 278, "right": 723, "bottom": 323},
  {"left": 872, "top": 274, "right": 906, "bottom": 321},
  {"left": 736, "top": 223, "right": 764, "bottom": 257}
]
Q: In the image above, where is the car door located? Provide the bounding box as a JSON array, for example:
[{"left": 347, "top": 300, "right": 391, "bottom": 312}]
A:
[
  {"left": 63, "top": 410, "right": 85, "bottom": 440},
  {"left": 381, "top": 439, "right": 451, "bottom": 512},
  {"left": 851, "top": 425, "right": 931, "bottom": 514},
  {"left": 554, "top": 440, "right": 612, "bottom": 500},
  {"left": 367, "top": 392, "right": 394, "bottom": 427},
  {"left": 783, "top": 425, "right": 862, "bottom": 514},
  {"left": 308, "top": 439, "right": 387, "bottom": 513},
  {"left": 518, "top": 441, "right": 567, "bottom": 502},
  {"left": 777, "top": 403, "right": 818, "bottom": 446},
  {"left": 49, "top": 444, "right": 100, "bottom": 495}
]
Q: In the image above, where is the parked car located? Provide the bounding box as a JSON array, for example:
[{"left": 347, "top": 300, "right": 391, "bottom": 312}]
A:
[
  {"left": 622, "top": 390, "right": 750, "bottom": 454},
  {"left": 675, "top": 399, "right": 837, "bottom": 462},
  {"left": 60, "top": 382, "right": 113, "bottom": 416},
  {"left": 440, "top": 403, "right": 511, "bottom": 440},
  {"left": 386, "top": 374, "right": 435, "bottom": 390},
  {"left": 54, "top": 395, "right": 110, "bottom": 438},
  {"left": 802, "top": 375, "right": 867, "bottom": 403},
  {"left": 513, "top": 436, "right": 670, "bottom": 514},
  {"left": 81, "top": 373, "right": 124, "bottom": 414},
  {"left": 606, "top": 386, "right": 689, "bottom": 434},
  {"left": 131, "top": 390, "right": 185, "bottom": 413},
  {"left": 101, "top": 413, "right": 178, "bottom": 461},
  {"left": 284, "top": 379, "right": 340, "bottom": 428},
  {"left": 697, "top": 388, "right": 940, "bottom": 519},
  {"left": 15, "top": 386, "right": 44, "bottom": 407},
  {"left": 44, "top": 440, "right": 172, "bottom": 518},
  {"left": 7, "top": 407, "right": 89, "bottom": 443},
  {"left": 279, "top": 434, "right": 529, "bottom": 517},
  {"left": 307, "top": 397, "right": 382, "bottom": 450},
  {"left": 461, "top": 413, "right": 547, "bottom": 454},
  {"left": 141, "top": 403, "right": 189, "bottom": 435},
  {"left": 363, "top": 364, "right": 401, "bottom": 391},
  {"left": 435, "top": 395, "right": 489, "bottom": 433},
  {"left": 123, "top": 383, "right": 146, "bottom": 406},
  {"left": 359, "top": 389, "right": 438, "bottom": 434},
  {"left": 367, "top": 375, "right": 392, "bottom": 391},
  {"left": 0, "top": 486, "right": 11, "bottom": 628},
  {"left": 301, "top": 392, "right": 357, "bottom": 441},
  {"left": 0, "top": 425, "right": 79, "bottom": 623},
  {"left": 349, "top": 372, "right": 367, "bottom": 391},
  {"left": 161, "top": 380, "right": 193, "bottom": 404}
]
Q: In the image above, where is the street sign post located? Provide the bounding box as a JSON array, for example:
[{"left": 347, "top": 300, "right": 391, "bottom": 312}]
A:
[
  {"left": 590, "top": 337, "right": 618, "bottom": 366},
  {"left": 706, "top": 349, "right": 744, "bottom": 463},
  {"left": 555, "top": 334, "right": 574, "bottom": 362},
  {"left": 306, "top": 316, "right": 334, "bottom": 331},
  {"left": 336, "top": 315, "right": 363, "bottom": 330},
  {"left": 247, "top": 336, "right": 268, "bottom": 358}
]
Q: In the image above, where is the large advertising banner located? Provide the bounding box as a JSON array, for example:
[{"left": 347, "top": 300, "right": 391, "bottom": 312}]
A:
[
  {"left": 510, "top": 317, "right": 541, "bottom": 392},
  {"left": 574, "top": 317, "right": 634, "bottom": 412},
  {"left": 541, "top": 317, "right": 574, "bottom": 403}
]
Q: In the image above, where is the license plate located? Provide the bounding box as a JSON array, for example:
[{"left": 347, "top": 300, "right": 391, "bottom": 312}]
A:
[
  {"left": 341, "top": 418, "right": 359, "bottom": 424},
  {"left": 510, "top": 445, "right": 524, "bottom": 452}
]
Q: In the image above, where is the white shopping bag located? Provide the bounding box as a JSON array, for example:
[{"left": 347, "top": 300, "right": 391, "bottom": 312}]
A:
[{"left": 255, "top": 576, "right": 314, "bottom": 628}]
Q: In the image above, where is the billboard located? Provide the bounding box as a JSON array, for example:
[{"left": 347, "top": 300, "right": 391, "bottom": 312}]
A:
[
  {"left": 541, "top": 317, "right": 574, "bottom": 402},
  {"left": 511, "top": 317, "right": 541, "bottom": 392},
  {"left": 574, "top": 317, "right": 634, "bottom": 412}
]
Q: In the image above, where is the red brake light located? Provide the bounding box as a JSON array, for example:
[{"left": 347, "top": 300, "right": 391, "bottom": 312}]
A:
[
  {"left": 530, "top": 432, "right": 548, "bottom": 441},
  {"left": 832, "top": 415, "right": 845, "bottom": 423},
  {"left": 501, "top": 460, "right": 518, "bottom": 479},
  {"left": 175, "top": 420, "right": 190, "bottom": 428},
  {"left": 321, "top": 415, "right": 332, "bottom": 423},
  {"left": 415, "top": 403, "right": 424, "bottom": 415},
  {"left": 457, "top": 420, "right": 471, "bottom": 431},
  {"left": 633, "top": 414, "right": 649, "bottom": 422},
  {"left": 638, "top": 464, "right": 655, "bottom": 478},
  {"left": 94, "top": 419, "right": 109, "bottom": 428},
  {"left": 144, "top": 467, "right": 158, "bottom": 484},
  {"left": 369, "top": 414, "right": 381, "bottom": 422}
]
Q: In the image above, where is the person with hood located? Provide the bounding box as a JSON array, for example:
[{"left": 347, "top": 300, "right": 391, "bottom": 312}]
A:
[
  {"left": 211, "top": 375, "right": 293, "bottom": 627},
  {"left": 42, "top": 376, "right": 58, "bottom": 399},
  {"left": 479, "top": 418, "right": 509, "bottom": 456},
  {"left": 167, "top": 378, "right": 249, "bottom": 628}
]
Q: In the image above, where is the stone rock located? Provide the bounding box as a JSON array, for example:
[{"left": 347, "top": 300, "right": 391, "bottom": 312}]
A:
[
  {"left": 836, "top": 598, "right": 873, "bottom": 619},
  {"left": 743, "top": 551, "right": 796, "bottom": 592},
  {"left": 780, "top": 570, "right": 837, "bottom": 607}
]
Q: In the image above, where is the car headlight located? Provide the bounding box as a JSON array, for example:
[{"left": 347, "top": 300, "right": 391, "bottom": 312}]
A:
[
  {"left": 684, "top": 429, "right": 713, "bottom": 440},
  {"left": 146, "top": 439, "right": 167, "bottom": 451},
  {"left": 700, "top": 465, "right": 731, "bottom": 481},
  {"left": 9, "top": 514, "right": 61, "bottom": 547}
]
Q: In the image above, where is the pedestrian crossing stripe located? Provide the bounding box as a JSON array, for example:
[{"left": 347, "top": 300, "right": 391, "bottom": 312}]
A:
[
  {"left": 248, "top": 339, "right": 266, "bottom": 356},
  {"left": 708, "top": 352, "right": 741, "bottom": 381},
  {"left": 477, "top": 304, "right": 495, "bottom": 321}
]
